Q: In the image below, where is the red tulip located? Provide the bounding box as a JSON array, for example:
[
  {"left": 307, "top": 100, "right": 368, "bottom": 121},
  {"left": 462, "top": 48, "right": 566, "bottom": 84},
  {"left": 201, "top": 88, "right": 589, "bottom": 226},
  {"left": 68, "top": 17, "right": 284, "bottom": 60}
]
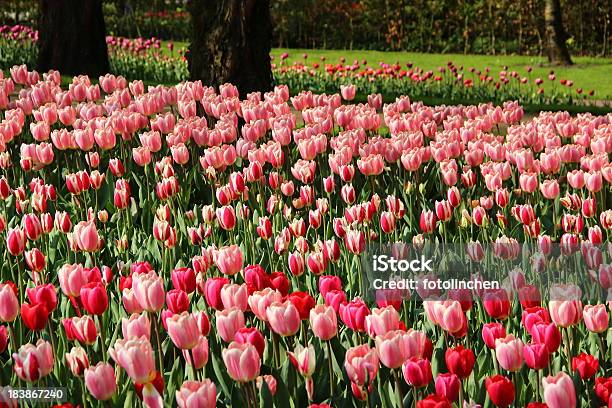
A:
[
  {"left": 572, "top": 353, "right": 599, "bottom": 379},
  {"left": 594, "top": 377, "right": 612, "bottom": 406},
  {"left": 402, "top": 357, "right": 432, "bottom": 388},
  {"left": 483, "top": 288, "right": 511, "bottom": 320},
  {"left": 339, "top": 297, "right": 370, "bottom": 332},
  {"left": 203, "top": 277, "right": 229, "bottom": 310},
  {"left": 417, "top": 394, "right": 452, "bottom": 408},
  {"left": 234, "top": 327, "right": 265, "bottom": 358},
  {"left": 482, "top": 322, "right": 506, "bottom": 349},
  {"left": 12, "top": 340, "right": 54, "bottom": 382},
  {"left": 166, "top": 289, "right": 190, "bottom": 314},
  {"left": 21, "top": 302, "right": 49, "bottom": 331},
  {"left": 523, "top": 342, "right": 550, "bottom": 370},
  {"left": 80, "top": 282, "right": 108, "bottom": 315},
  {"left": 6, "top": 227, "right": 26, "bottom": 256},
  {"left": 287, "top": 291, "right": 315, "bottom": 320},
  {"left": 434, "top": 373, "right": 460, "bottom": 401},
  {"left": 24, "top": 248, "right": 46, "bottom": 272},
  {"left": 485, "top": 375, "right": 515, "bottom": 407},
  {"left": 444, "top": 345, "right": 475, "bottom": 379},
  {"left": 268, "top": 271, "right": 290, "bottom": 295},
  {"left": 419, "top": 210, "right": 437, "bottom": 234}
]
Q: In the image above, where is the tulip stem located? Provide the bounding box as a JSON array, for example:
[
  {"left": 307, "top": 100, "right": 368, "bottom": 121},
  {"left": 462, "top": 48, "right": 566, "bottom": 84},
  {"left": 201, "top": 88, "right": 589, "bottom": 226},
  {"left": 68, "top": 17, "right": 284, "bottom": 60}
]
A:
[
  {"left": 393, "top": 369, "right": 404, "bottom": 408},
  {"left": 79, "top": 377, "right": 88, "bottom": 408},
  {"left": 188, "top": 349, "right": 196, "bottom": 381},
  {"left": 97, "top": 315, "right": 107, "bottom": 361},
  {"left": 272, "top": 332, "right": 281, "bottom": 368},
  {"left": 536, "top": 369, "right": 541, "bottom": 400},
  {"left": 151, "top": 313, "right": 164, "bottom": 374},
  {"left": 243, "top": 382, "right": 255, "bottom": 408},
  {"left": 326, "top": 340, "right": 335, "bottom": 397},
  {"left": 562, "top": 327, "right": 572, "bottom": 372},
  {"left": 596, "top": 333, "right": 607, "bottom": 363},
  {"left": 491, "top": 348, "right": 499, "bottom": 375}
]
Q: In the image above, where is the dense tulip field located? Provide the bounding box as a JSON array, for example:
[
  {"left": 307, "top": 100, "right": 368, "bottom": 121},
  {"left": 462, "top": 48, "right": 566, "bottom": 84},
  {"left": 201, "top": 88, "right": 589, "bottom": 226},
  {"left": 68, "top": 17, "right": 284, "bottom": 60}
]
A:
[
  {"left": 0, "top": 61, "right": 611, "bottom": 408},
  {"left": 0, "top": 25, "right": 601, "bottom": 107}
]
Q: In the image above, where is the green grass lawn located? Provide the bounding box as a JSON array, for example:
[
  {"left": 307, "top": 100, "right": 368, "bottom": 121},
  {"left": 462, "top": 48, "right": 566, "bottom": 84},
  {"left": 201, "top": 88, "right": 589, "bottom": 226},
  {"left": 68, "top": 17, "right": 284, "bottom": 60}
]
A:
[
  {"left": 272, "top": 48, "right": 612, "bottom": 99},
  {"left": 165, "top": 42, "right": 612, "bottom": 98}
]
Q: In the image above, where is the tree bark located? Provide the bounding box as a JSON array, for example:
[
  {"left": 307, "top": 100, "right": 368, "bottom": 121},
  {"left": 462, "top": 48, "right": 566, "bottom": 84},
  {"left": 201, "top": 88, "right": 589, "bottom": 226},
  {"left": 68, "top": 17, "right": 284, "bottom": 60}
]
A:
[
  {"left": 544, "top": 0, "right": 573, "bottom": 65},
  {"left": 37, "top": 0, "right": 110, "bottom": 76},
  {"left": 187, "top": 0, "right": 273, "bottom": 97}
]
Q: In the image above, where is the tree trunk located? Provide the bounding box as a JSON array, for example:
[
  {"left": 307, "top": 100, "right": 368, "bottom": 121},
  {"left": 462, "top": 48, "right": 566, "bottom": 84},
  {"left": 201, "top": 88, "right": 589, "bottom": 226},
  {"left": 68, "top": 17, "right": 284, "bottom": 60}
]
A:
[
  {"left": 37, "top": 0, "right": 110, "bottom": 76},
  {"left": 188, "top": 0, "right": 273, "bottom": 97},
  {"left": 544, "top": 0, "right": 573, "bottom": 65}
]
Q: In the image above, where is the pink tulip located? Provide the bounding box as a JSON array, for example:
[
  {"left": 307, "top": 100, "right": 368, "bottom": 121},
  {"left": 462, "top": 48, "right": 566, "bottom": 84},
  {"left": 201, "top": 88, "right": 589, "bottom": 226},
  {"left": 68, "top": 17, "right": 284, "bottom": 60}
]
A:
[
  {"left": 182, "top": 335, "right": 209, "bottom": 369},
  {"left": 375, "top": 330, "right": 410, "bottom": 369},
  {"left": 482, "top": 322, "right": 506, "bottom": 349},
  {"left": 109, "top": 337, "right": 156, "bottom": 384},
  {"left": 220, "top": 283, "right": 248, "bottom": 311},
  {"left": 72, "top": 221, "right": 100, "bottom": 252},
  {"left": 132, "top": 271, "right": 166, "bottom": 312},
  {"left": 340, "top": 84, "right": 356, "bottom": 101},
  {"left": 549, "top": 285, "right": 583, "bottom": 328},
  {"left": 70, "top": 315, "right": 98, "bottom": 345},
  {"left": 540, "top": 179, "right": 560, "bottom": 199},
  {"left": 266, "top": 300, "right": 300, "bottom": 336},
  {"left": 583, "top": 304, "right": 608, "bottom": 333},
  {"left": 0, "top": 283, "right": 19, "bottom": 322},
  {"left": 215, "top": 307, "right": 245, "bottom": 342},
  {"left": 256, "top": 375, "right": 277, "bottom": 396},
  {"left": 344, "top": 344, "right": 379, "bottom": 386},
  {"left": 366, "top": 305, "right": 400, "bottom": 337},
  {"left": 214, "top": 245, "right": 243, "bottom": 275},
  {"left": 435, "top": 373, "right": 460, "bottom": 401},
  {"left": 542, "top": 372, "right": 576, "bottom": 408},
  {"left": 176, "top": 379, "right": 217, "bottom": 408},
  {"left": 84, "top": 362, "right": 117, "bottom": 401},
  {"left": 222, "top": 341, "right": 261, "bottom": 382},
  {"left": 495, "top": 335, "right": 524, "bottom": 372},
  {"left": 167, "top": 312, "right": 200, "bottom": 350},
  {"left": 248, "top": 288, "right": 283, "bottom": 321},
  {"left": 309, "top": 304, "right": 338, "bottom": 340},
  {"left": 122, "top": 288, "right": 144, "bottom": 314},
  {"left": 122, "top": 313, "right": 151, "bottom": 340},
  {"left": 58, "top": 263, "right": 88, "bottom": 298}
]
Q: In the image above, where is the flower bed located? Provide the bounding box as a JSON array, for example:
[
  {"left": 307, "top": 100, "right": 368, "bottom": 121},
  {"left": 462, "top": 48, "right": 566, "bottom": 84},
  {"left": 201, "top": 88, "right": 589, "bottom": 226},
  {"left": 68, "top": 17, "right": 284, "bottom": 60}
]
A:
[{"left": 0, "top": 63, "right": 610, "bottom": 407}]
